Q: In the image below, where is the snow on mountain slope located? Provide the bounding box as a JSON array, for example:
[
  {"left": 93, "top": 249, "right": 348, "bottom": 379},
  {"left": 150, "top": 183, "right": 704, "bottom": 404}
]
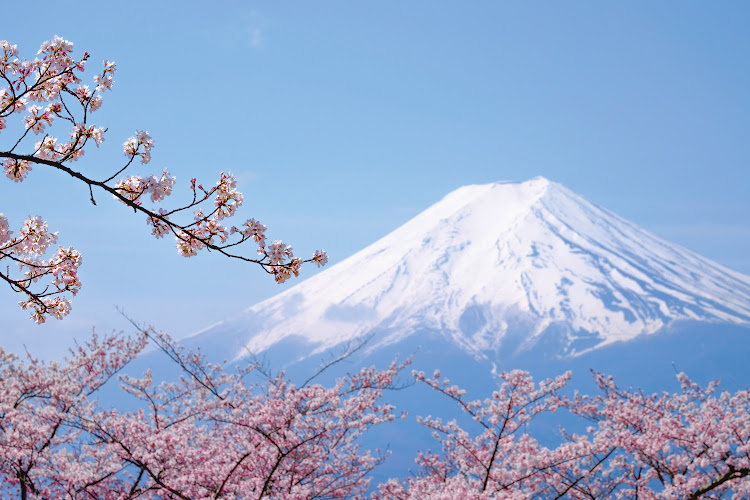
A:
[{"left": 190, "top": 177, "right": 750, "bottom": 362}]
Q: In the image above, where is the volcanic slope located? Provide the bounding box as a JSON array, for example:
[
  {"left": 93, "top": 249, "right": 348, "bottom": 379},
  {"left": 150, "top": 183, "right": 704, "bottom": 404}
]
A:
[{"left": 187, "top": 177, "right": 750, "bottom": 367}]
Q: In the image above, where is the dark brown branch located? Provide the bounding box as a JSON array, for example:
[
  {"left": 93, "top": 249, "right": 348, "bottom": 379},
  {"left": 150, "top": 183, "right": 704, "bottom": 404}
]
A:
[
  {"left": 688, "top": 466, "right": 750, "bottom": 499},
  {"left": 0, "top": 151, "right": 317, "bottom": 273}
]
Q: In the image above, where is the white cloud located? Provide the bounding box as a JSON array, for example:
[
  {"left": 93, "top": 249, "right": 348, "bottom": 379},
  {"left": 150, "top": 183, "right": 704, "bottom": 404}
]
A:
[
  {"left": 249, "top": 27, "right": 264, "bottom": 49},
  {"left": 211, "top": 10, "right": 268, "bottom": 51}
]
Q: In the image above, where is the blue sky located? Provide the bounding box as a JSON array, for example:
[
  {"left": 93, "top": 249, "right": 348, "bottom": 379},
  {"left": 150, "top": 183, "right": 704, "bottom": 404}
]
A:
[{"left": 1, "top": 2, "right": 749, "bottom": 358}]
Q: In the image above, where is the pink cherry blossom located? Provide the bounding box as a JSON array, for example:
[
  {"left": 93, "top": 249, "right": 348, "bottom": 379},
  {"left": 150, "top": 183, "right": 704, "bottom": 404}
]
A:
[
  {"left": 3, "top": 158, "right": 32, "bottom": 182},
  {"left": 313, "top": 249, "right": 329, "bottom": 267},
  {"left": 0, "top": 214, "right": 11, "bottom": 244}
]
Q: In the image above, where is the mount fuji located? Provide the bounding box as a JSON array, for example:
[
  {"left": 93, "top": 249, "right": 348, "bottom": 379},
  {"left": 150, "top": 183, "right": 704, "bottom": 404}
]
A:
[
  {"left": 186, "top": 177, "right": 750, "bottom": 382},
  {"left": 146, "top": 176, "right": 750, "bottom": 483}
]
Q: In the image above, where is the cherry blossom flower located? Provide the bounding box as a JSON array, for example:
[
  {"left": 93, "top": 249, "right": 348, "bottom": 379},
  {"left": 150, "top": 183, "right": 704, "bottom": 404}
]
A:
[
  {"left": 3, "top": 158, "right": 32, "bottom": 182},
  {"left": 0, "top": 214, "right": 11, "bottom": 244},
  {"left": 313, "top": 249, "right": 329, "bottom": 267}
]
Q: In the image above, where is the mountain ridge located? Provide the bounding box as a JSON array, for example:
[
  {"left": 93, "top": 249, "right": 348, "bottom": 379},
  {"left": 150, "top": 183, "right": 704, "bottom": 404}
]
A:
[{"left": 189, "top": 177, "right": 750, "bottom": 363}]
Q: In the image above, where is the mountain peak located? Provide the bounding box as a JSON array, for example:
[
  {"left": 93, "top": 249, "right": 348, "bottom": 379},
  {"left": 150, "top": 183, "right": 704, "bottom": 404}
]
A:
[
  {"left": 495, "top": 175, "right": 553, "bottom": 190},
  {"left": 192, "top": 179, "right": 750, "bottom": 362}
]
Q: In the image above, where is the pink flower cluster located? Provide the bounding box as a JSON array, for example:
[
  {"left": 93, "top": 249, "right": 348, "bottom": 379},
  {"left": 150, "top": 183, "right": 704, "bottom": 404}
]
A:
[
  {"left": 113, "top": 168, "right": 176, "bottom": 205},
  {"left": 313, "top": 249, "right": 329, "bottom": 267},
  {"left": 0, "top": 214, "right": 81, "bottom": 323},
  {"left": 212, "top": 171, "right": 243, "bottom": 219},
  {"left": 235, "top": 217, "right": 267, "bottom": 246},
  {"left": 3, "top": 158, "right": 32, "bottom": 182},
  {"left": 23, "top": 104, "right": 56, "bottom": 134},
  {"left": 122, "top": 129, "right": 154, "bottom": 165}
]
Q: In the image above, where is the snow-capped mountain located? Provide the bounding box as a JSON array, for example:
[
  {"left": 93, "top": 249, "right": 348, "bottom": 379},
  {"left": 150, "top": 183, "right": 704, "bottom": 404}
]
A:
[{"left": 188, "top": 177, "right": 750, "bottom": 366}]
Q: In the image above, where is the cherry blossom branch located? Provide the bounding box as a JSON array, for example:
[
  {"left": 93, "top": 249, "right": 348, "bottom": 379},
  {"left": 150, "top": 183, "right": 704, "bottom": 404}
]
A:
[{"left": 0, "top": 37, "right": 328, "bottom": 323}]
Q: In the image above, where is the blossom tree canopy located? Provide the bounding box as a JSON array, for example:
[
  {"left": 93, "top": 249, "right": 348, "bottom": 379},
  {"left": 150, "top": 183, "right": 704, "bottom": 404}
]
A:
[
  {"left": 376, "top": 369, "right": 750, "bottom": 499},
  {"left": 0, "top": 328, "right": 407, "bottom": 499},
  {"left": 2, "top": 329, "right": 749, "bottom": 499}
]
